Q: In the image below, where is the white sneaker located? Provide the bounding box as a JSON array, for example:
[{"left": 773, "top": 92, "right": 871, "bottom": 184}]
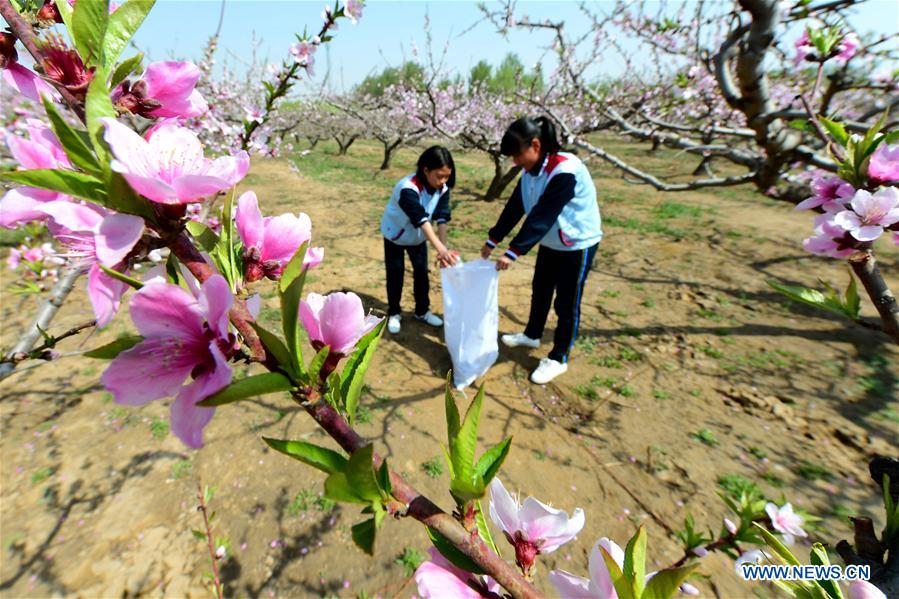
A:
[
  {"left": 530, "top": 358, "right": 568, "bottom": 384},
  {"left": 501, "top": 332, "right": 540, "bottom": 349},
  {"left": 387, "top": 314, "right": 401, "bottom": 334},
  {"left": 414, "top": 311, "right": 443, "bottom": 327}
]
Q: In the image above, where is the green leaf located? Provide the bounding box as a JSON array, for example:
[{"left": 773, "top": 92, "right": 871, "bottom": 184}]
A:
[
  {"left": 279, "top": 240, "right": 309, "bottom": 293},
  {"left": 196, "top": 372, "right": 293, "bottom": 407},
  {"left": 109, "top": 52, "right": 144, "bottom": 90},
  {"left": 449, "top": 478, "right": 483, "bottom": 505},
  {"left": 345, "top": 445, "right": 383, "bottom": 502},
  {"left": 41, "top": 96, "right": 101, "bottom": 175},
  {"left": 185, "top": 220, "right": 220, "bottom": 253},
  {"left": 884, "top": 131, "right": 899, "bottom": 145},
  {"left": 623, "top": 525, "right": 647, "bottom": 597},
  {"left": 642, "top": 565, "right": 700, "bottom": 599},
  {"left": 426, "top": 527, "right": 485, "bottom": 575},
  {"left": 351, "top": 517, "right": 377, "bottom": 555},
  {"left": 377, "top": 459, "right": 392, "bottom": 496},
  {"left": 767, "top": 280, "right": 854, "bottom": 320},
  {"left": 262, "top": 437, "right": 348, "bottom": 474},
  {"left": 72, "top": 0, "right": 109, "bottom": 67},
  {"left": 249, "top": 322, "right": 295, "bottom": 376},
  {"left": 191, "top": 528, "right": 206, "bottom": 541},
  {"left": 451, "top": 384, "right": 485, "bottom": 484},
  {"left": 341, "top": 320, "right": 385, "bottom": 425},
  {"left": 279, "top": 241, "right": 309, "bottom": 375},
  {"left": 753, "top": 523, "right": 802, "bottom": 566},
  {"left": 99, "top": 263, "right": 143, "bottom": 290},
  {"left": 1, "top": 169, "right": 105, "bottom": 203},
  {"left": 474, "top": 436, "right": 512, "bottom": 487},
  {"left": 809, "top": 544, "right": 842, "bottom": 599},
  {"left": 211, "top": 189, "right": 240, "bottom": 290},
  {"left": 103, "top": 0, "right": 155, "bottom": 71},
  {"left": 475, "top": 501, "right": 499, "bottom": 555},
  {"left": 307, "top": 345, "right": 331, "bottom": 385},
  {"left": 819, "top": 117, "right": 849, "bottom": 147},
  {"left": 84, "top": 334, "right": 143, "bottom": 358},
  {"left": 85, "top": 69, "right": 117, "bottom": 162},
  {"left": 600, "top": 544, "right": 634, "bottom": 599},
  {"left": 54, "top": 0, "right": 74, "bottom": 33},
  {"left": 444, "top": 372, "right": 460, "bottom": 445},
  {"left": 324, "top": 370, "right": 343, "bottom": 410},
  {"left": 106, "top": 172, "right": 154, "bottom": 220},
  {"left": 165, "top": 252, "right": 181, "bottom": 285},
  {"left": 324, "top": 471, "right": 363, "bottom": 503}
]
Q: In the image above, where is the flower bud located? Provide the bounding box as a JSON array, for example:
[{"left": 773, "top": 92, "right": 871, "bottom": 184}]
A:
[
  {"left": 0, "top": 32, "right": 18, "bottom": 69},
  {"left": 37, "top": 0, "right": 63, "bottom": 23}
]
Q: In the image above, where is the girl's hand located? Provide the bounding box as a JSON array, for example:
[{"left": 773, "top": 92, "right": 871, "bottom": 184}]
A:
[
  {"left": 480, "top": 244, "right": 494, "bottom": 259},
  {"left": 437, "top": 249, "right": 458, "bottom": 268},
  {"left": 495, "top": 255, "right": 513, "bottom": 271}
]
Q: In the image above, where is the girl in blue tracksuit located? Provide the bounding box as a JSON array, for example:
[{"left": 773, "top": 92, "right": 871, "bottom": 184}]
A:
[
  {"left": 481, "top": 117, "right": 602, "bottom": 384},
  {"left": 381, "top": 145, "right": 458, "bottom": 334}
]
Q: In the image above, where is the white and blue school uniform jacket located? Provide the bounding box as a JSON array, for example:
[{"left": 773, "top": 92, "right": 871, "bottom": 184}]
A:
[
  {"left": 485, "top": 152, "right": 601, "bottom": 259},
  {"left": 381, "top": 174, "right": 451, "bottom": 246}
]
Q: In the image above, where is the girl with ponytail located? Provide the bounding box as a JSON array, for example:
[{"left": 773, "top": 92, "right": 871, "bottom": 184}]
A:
[{"left": 481, "top": 116, "right": 603, "bottom": 384}]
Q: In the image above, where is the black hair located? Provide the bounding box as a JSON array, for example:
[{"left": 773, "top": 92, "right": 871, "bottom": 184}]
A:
[
  {"left": 416, "top": 145, "right": 456, "bottom": 189},
  {"left": 500, "top": 116, "right": 562, "bottom": 157}
]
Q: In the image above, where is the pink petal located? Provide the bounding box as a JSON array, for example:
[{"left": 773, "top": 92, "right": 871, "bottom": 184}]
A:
[
  {"left": 0, "top": 188, "right": 51, "bottom": 228},
  {"left": 170, "top": 343, "right": 231, "bottom": 448},
  {"left": 319, "top": 292, "right": 366, "bottom": 354},
  {"left": 171, "top": 174, "right": 233, "bottom": 203},
  {"left": 197, "top": 275, "right": 233, "bottom": 340},
  {"left": 414, "top": 561, "right": 483, "bottom": 599},
  {"left": 146, "top": 124, "right": 206, "bottom": 176},
  {"left": 101, "top": 338, "right": 194, "bottom": 405},
  {"left": 204, "top": 151, "right": 250, "bottom": 186},
  {"left": 141, "top": 61, "right": 204, "bottom": 118},
  {"left": 304, "top": 246, "right": 324, "bottom": 269},
  {"left": 299, "top": 293, "right": 325, "bottom": 345},
  {"left": 852, "top": 225, "right": 884, "bottom": 242},
  {"left": 548, "top": 569, "right": 597, "bottom": 599},
  {"left": 488, "top": 478, "right": 521, "bottom": 534},
  {"left": 519, "top": 497, "right": 584, "bottom": 552},
  {"left": 1, "top": 63, "right": 59, "bottom": 103},
  {"left": 39, "top": 200, "right": 105, "bottom": 232},
  {"left": 95, "top": 213, "right": 144, "bottom": 266},
  {"left": 100, "top": 118, "right": 158, "bottom": 178},
  {"left": 847, "top": 580, "right": 887, "bottom": 599},
  {"left": 87, "top": 263, "right": 129, "bottom": 328},
  {"left": 129, "top": 282, "right": 205, "bottom": 340},
  {"left": 7, "top": 134, "right": 58, "bottom": 170},
  {"left": 589, "top": 538, "right": 624, "bottom": 599},
  {"left": 112, "top": 167, "right": 180, "bottom": 204},
  {"left": 246, "top": 294, "right": 262, "bottom": 320},
  {"left": 151, "top": 89, "right": 208, "bottom": 118},
  {"left": 261, "top": 213, "right": 310, "bottom": 264},
  {"left": 235, "top": 190, "right": 263, "bottom": 250}
]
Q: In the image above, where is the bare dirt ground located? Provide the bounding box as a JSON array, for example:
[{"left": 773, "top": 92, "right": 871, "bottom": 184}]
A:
[{"left": 1, "top": 140, "right": 897, "bottom": 598}]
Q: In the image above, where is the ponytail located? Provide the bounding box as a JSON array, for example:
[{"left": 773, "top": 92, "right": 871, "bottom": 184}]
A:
[{"left": 500, "top": 116, "right": 561, "bottom": 157}]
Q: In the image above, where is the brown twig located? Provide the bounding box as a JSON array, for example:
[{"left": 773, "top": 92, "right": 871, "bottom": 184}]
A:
[
  {"left": 0, "top": 318, "right": 95, "bottom": 366},
  {"left": 848, "top": 250, "right": 899, "bottom": 344},
  {"left": 196, "top": 481, "right": 224, "bottom": 599}
]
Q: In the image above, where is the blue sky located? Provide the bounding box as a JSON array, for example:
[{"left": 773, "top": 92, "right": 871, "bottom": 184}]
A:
[{"left": 124, "top": 1, "right": 897, "bottom": 93}]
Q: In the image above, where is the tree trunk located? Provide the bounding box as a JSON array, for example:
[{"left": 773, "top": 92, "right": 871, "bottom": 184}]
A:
[
  {"left": 335, "top": 134, "right": 358, "bottom": 156},
  {"left": 484, "top": 154, "right": 521, "bottom": 201},
  {"left": 380, "top": 138, "right": 403, "bottom": 170}
]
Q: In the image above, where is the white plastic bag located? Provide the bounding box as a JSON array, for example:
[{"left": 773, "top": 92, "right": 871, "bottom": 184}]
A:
[{"left": 440, "top": 259, "right": 499, "bottom": 389}]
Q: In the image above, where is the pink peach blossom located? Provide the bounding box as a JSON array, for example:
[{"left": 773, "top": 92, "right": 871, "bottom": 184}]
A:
[{"left": 299, "top": 292, "right": 381, "bottom": 356}]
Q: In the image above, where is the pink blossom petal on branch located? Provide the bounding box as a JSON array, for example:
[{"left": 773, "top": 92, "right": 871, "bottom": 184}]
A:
[
  {"left": 197, "top": 274, "right": 234, "bottom": 339},
  {"left": 298, "top": 292, "right": 325, "bottom": 342},
  {"left": 170, "top": 343, "right": 230, "bottom": 448},
  {"left": 547, "top": 569, "right": 595, "bottom": 598},
  {"left": 142, "top": 61, "right": 208, "bottom": 118},
  {"left": 519, "top": 497, "right": 585, "bottom": 552},
  {"left": 589, "top": 538, "right": 624, "bottom": 599},
  {"left": 205, "top": 151, "right": 250, "bottom": 186},
  {"left": 38, "top": 200, "right": 104, "bottom": 232},
  {"left": 100, "top": 118, "right": 159, "bottom": 177},
  {"left": 128, "top": 282, "right": 205, "bottom": 339},
  {"left": 100, "top": 337, "right": 195, "bottom": 405},
  {"left": 87, "top": 262, "right": 129, "bottom": 328},
  {"left": 2, "top": 62, "right": 59, "bottom": 103},
  {"left": 488, "top": 477, "right": 522, "bottom": 535},
  {"left": 171, "top": 175, "right": 235, "bottom": 202},
  {"left": 235, "top": 191, "right": 264, "bottom": 250},
  {"left": 867, "top": 143, "right": 899, "bottom": 183},
  {"left": 262, "top": 213, "right": 311, "bottom": 264},
  {"left": 305, "top": 246, "right": 324, "bottom": 268},
  {"left": 94, "top": 213, "right": 144, "bottom": 266},
  {"left": 0, "top": 188, "right": 51, "bottom": 228}
]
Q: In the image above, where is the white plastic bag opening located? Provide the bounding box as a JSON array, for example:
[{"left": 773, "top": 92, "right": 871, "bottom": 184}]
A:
[{"left": 440, "top": 258, "right": 499, "bottom": 389}]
